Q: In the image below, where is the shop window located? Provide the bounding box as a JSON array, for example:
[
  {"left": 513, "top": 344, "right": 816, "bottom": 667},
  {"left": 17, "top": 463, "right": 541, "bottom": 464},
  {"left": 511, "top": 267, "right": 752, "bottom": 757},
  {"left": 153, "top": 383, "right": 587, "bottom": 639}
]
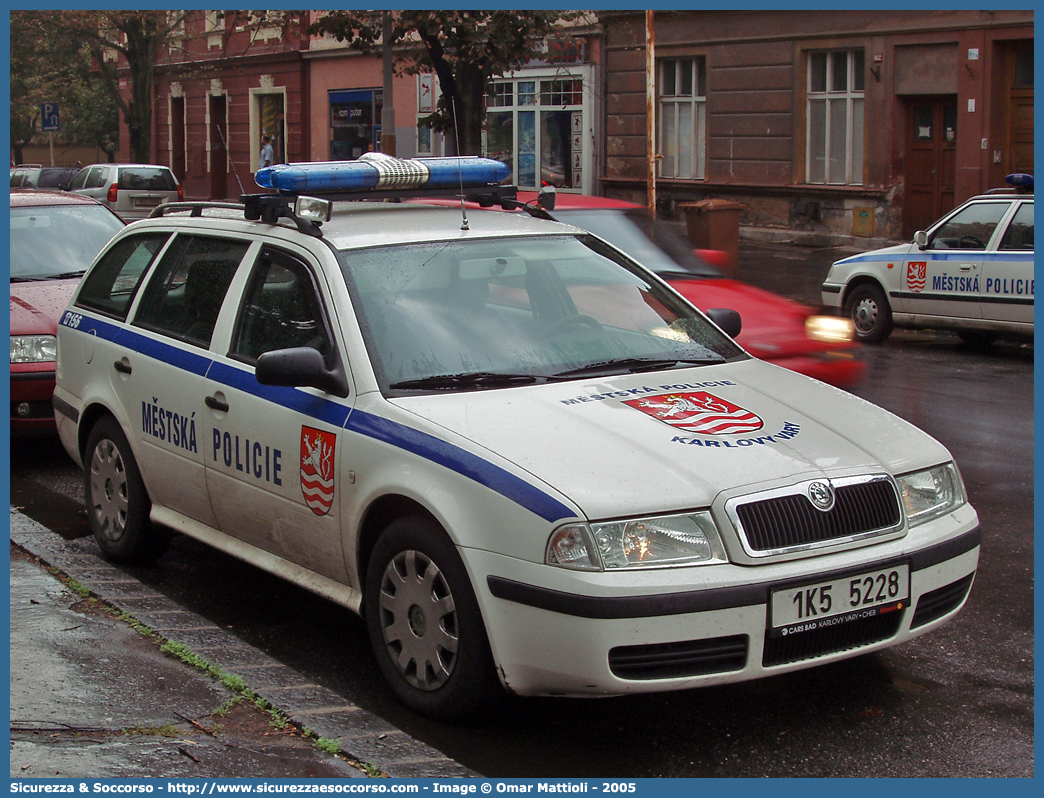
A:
[
  {"left": 658, "top": 57, "right": 706, "bottom": 180},
  {"left": 329, "top": 89, "right": 383, "bottom": 160},
  {"left": 483, "top": 75, "right": 586, "bottom": 191},
  {"left": 807, "top": 49, "right": 865, "bottom": 185}
]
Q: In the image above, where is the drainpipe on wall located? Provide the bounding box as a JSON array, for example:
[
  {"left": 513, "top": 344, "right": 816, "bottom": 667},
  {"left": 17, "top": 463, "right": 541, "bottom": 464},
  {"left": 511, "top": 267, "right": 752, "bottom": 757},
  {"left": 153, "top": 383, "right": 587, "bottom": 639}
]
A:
[
  {"left": 381, "top": 11, "right": 397, "bottom": 156},
  {"left": 645, "top": 10, "right": 656, "bottom": 219}
]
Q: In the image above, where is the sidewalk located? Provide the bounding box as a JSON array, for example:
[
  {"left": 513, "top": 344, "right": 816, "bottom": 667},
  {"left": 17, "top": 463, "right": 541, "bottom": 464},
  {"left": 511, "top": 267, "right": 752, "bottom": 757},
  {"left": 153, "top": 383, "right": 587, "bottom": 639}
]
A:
[{"left": 10, "top": 509, "right": 476, "bottom": 780}]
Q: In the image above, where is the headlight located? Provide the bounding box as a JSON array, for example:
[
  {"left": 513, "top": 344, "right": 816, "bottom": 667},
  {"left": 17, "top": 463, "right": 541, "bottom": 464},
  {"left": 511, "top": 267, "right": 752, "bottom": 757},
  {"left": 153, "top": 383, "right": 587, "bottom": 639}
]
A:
[
  {"left": 896, "top": 463, "right": 965, "bottom": 526},
  {"left": 11, "top": 335, "right": 57, "bottom": 364},
  {"left": 806, "top": 315, "right": 855, "bottom": 343},
  {"left": 547, "top": 511, "right": 728, "bottom": 571}
]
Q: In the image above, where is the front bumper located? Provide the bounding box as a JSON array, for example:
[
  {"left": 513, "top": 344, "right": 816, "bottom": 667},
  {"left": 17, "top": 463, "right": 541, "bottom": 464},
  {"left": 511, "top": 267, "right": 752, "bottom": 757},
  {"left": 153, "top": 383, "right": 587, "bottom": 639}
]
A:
[
  {"left": 468, "top": 508, "right": 979, "bottom": 697},
  {"left": 821, "top": 282, "right": 844, "bottom": 309},
  {"left": 10, "top": 368, "right": 57, "bottom": 431}
]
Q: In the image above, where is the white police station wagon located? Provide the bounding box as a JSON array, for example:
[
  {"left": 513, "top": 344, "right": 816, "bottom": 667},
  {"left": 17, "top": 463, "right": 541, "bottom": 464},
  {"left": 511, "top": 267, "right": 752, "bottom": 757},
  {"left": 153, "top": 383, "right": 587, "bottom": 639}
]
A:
[
  {"left": 822, "top": 174, "right": 1033, "bottom": 345},
  {"left": 55, "top": 155, "right": 980, "bottom": 719}
]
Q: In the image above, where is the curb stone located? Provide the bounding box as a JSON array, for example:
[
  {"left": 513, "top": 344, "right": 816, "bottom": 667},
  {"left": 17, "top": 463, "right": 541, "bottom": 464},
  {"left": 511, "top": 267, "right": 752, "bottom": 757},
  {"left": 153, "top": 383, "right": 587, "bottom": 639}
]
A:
[{"left": 10, "top": 508, "right": 478, "bottom": 779}]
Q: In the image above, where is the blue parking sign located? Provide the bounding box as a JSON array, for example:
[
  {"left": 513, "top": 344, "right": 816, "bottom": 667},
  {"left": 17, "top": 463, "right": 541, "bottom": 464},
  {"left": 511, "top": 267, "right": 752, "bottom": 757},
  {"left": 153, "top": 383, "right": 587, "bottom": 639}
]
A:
[{"left": 41, "top": 102, "right": 60, "bottom": 132}]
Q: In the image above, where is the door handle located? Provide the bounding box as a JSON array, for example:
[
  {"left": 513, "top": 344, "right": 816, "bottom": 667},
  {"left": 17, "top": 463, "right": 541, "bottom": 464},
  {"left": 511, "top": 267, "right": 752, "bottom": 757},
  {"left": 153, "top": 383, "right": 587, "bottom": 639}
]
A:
[
  {"left": 205, "top": 395, "right": 229, "bottom": 412},
  {"left": 959, "top": 264, "right": 973, "bottom": 271},
  {"left": 113, "top": 360, "right": 132, "bottom": 375}
]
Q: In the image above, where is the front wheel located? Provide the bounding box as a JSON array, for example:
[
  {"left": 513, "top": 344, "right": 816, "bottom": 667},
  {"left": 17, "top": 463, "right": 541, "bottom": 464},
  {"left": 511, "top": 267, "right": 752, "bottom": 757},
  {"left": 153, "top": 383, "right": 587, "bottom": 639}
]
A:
[
  {"left": 846, "top": 283, "right": 893, "bottom": 343},
  {"left": 84, "top": 416, "right": 170, "bottom": 563},
  {"left": 365, "top": 515, "right": 500, "bottom": 719}
]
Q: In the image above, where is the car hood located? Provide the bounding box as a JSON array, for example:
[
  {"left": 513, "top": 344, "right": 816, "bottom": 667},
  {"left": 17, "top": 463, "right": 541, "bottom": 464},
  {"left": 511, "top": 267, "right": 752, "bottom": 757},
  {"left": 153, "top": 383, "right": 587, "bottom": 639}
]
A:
[
  {"left": 832, "top": 242, "right": 913, "bottom": 266},
  {"left": 393, "top": 358, "right": 949, "bottom": 520},
  {"left": 9, "top": 278, "right": 79, "bottom": 337}
]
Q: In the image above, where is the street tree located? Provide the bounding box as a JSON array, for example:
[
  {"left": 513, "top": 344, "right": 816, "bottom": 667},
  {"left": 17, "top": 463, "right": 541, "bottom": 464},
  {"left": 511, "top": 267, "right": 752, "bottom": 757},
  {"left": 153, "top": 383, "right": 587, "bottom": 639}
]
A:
[{"left": 310, "top": 11, "right": 583, "bottom": 156}]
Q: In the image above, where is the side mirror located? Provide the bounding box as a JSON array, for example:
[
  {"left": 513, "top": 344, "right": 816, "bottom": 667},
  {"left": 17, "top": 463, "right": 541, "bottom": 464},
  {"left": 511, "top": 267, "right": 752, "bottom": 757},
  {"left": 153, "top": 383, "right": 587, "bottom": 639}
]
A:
[
  {"left": 536, "top": 184, "right": 557, "bottom": 211},
  {"left": 914, "top": 230, "right": 929, "bottom": 249},
  {"left": 256, "top": 346, "right": 349, "bottom": 397},
  {"left": 705, "top": 308, "right": 742, "bottom": 338}
]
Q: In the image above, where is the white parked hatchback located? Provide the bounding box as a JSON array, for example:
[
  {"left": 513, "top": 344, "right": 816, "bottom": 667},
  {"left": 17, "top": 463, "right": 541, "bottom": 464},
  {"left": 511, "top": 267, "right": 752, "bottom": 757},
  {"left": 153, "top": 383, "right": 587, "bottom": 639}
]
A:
[
  {"left": 55, "top": 156, "right": 980, "bottom": 718},
  {"left": 822, "top": 174, "right": 1033, "bottom": 345}
]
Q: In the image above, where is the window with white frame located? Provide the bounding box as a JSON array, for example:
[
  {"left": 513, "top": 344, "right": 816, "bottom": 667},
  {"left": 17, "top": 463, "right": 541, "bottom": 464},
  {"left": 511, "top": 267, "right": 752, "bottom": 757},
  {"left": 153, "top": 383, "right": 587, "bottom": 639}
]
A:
[
  {"left": 658, "top": 57, "right": 706, "bottom": 180},
  {"left": 806, "top": 49, "right": 865, "bottom": 185},
  {"left": 484, "top": 75, "right": 586, "bottom": 191}
]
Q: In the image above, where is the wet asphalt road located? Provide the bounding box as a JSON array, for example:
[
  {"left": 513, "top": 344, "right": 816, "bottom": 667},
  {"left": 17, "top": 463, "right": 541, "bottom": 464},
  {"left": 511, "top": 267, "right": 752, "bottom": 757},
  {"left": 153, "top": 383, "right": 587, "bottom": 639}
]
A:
[{"left": 9, "top": 242, "right": 1034, "bottom": 777}]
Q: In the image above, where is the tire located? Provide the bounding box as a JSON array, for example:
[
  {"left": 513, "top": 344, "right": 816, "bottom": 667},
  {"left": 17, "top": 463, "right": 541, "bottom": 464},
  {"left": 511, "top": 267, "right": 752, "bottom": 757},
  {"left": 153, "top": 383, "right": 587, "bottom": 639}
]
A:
[
  {"left": 846, "top": 283, "right": 893, "bottom": 343},
  {"left": 365, "top": 515, "right": 500, "bottom": 719},
  {"left": 84, "top": 416, "right": 170, "bottom": 564},
  {"left": 958, "top": 330, "right": 997, "bottom": 348}
]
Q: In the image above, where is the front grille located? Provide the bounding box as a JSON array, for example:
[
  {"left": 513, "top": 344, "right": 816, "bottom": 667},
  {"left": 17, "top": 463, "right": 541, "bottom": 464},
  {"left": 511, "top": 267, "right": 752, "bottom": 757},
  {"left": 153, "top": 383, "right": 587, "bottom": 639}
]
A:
[
  {"left": 609, "top": 635, "right": 748, "bottom": 680},
  {"left": 763, "top": 608, "right": 904, "bottom": 667},
  {"left": 736, "top": 479, "right": 901, "bottom": 554},
  {"left": 911, "top": 573, "right": 974, "bottom": 628}
]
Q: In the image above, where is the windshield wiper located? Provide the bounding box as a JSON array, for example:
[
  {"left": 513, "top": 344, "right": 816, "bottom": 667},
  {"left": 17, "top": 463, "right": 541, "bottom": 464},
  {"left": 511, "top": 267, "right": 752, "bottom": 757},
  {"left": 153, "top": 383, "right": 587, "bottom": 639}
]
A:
[
  {"left": 552, "top": 356, "right": 724, "bottom": 379},
  {"left": 389, "top": 372, "right": 539, "bottom": 391}
]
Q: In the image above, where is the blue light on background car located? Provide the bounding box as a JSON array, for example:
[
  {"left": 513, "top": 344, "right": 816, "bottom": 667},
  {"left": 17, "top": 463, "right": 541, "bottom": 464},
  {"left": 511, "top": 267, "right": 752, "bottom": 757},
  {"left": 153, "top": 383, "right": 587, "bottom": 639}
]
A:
[{"left": 255, "top": 154, "right": 511, "bottom": 193}]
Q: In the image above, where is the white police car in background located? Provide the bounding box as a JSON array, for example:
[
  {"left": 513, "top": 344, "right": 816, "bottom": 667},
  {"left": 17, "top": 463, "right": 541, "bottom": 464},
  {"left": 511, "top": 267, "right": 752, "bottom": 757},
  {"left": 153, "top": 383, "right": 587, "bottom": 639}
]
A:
[
  {"left": 55, "top": 155, "right": 980, "bottom": 719},
  {"left": 822, "top": 174, "right": 1033, "bottom": 345}
]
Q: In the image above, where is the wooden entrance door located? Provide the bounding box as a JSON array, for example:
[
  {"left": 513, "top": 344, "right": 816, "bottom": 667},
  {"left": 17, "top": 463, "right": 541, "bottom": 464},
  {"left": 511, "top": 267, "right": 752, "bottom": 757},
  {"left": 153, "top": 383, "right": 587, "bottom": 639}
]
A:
[
  {"left": 209, "top": 95, "right": 228, "bottom": 200},
  {"left": 903, "top": 98, "right": 957, "bottom": 238}
]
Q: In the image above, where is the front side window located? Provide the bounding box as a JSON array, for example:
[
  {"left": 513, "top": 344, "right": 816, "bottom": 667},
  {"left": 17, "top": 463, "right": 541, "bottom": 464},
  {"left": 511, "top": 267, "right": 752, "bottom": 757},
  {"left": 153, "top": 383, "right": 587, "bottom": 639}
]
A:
[
  {"left": 658, "top": 57, "right": 707, "bottom": 180},
  {"left": 232, "top": 249, "right": 333, "bottom": 364},
  {"left": 807, "top": 49, "right": 865, "bottom": 185},
  {"left": 76, "top": 234, "right": 170, "bottom": 320},
  {"left": 134, "top": 235, "right": 249, "bottom": 347},
  {"left": 927, "top": 203, "right": 1009, "bottom": 250},
  {"left": 339, "top": 235, "right": 745, "bottom": 393}
]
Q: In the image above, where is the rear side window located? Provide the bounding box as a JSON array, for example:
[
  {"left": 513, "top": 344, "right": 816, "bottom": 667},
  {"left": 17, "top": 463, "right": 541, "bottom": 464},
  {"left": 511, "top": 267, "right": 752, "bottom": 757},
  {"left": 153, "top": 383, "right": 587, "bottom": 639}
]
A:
[
  {"left": 118, "top": 167, "right": 177, "bottom": 191},
  {"left": 76, "top": 234, "right": 170, "bottom": 320},
  {"left": 134, "top": 235, "right": 250, "bottom": 348},
  {"left": 999, "top": 203, "right": 1034, "bottom": 251}
]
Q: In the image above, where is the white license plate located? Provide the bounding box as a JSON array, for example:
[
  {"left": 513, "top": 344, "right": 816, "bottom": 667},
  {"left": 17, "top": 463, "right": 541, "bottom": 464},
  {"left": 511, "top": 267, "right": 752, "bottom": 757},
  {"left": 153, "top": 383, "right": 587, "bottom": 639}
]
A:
[
  {"left": 770, "top": 564, "right": 909, "bottom": 637},
  {"left": 133, "top": 196, "right": 161, "bottom": 207}
]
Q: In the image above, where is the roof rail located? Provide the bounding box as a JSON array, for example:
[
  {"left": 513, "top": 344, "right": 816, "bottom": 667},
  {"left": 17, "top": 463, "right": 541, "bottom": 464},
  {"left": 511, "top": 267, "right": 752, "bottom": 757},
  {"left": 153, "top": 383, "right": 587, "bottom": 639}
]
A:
[{"left": 149, "top": 201, "right": 245, "bottom": 218}]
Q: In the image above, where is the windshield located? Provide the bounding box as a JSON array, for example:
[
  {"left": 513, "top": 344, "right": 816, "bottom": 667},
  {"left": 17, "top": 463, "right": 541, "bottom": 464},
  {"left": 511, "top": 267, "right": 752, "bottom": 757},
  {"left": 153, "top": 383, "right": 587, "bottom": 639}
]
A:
[
  {"left": 339, "top": 234, "right": 745, "bottom": 393},
  {"left": 10, "top": 204, "right": 124, "bottom": 280},
  {"left": 552, "top": 208, "right": 724, "bottom": 279}
]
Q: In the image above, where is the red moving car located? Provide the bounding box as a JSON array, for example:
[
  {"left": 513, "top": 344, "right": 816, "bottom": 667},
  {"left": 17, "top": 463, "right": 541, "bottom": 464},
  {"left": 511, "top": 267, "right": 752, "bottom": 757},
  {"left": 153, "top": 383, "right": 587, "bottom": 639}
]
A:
[
  {"left": 523, "top": 194, "right": 865, "bottom": 388},
  {"left": 10, "top": 190, "right": 125, "bottom": 432}
]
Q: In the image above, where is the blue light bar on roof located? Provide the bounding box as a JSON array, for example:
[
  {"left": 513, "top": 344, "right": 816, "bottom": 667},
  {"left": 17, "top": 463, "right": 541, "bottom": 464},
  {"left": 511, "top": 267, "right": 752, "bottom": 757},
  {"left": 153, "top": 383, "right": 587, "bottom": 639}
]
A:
[
  {"left": 1005, "top": 173, "right": 1034, "bottom": 190},
  {"left": 254, "top": 153, "right": 511, "bottom": 194}
]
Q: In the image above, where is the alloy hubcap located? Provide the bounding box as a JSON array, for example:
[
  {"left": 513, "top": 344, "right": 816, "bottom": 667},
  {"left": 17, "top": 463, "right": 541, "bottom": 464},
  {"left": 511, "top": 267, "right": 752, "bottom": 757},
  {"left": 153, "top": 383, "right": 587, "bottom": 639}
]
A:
[{"left": 378, "top": 549, "right": 459, "bottom": 691}]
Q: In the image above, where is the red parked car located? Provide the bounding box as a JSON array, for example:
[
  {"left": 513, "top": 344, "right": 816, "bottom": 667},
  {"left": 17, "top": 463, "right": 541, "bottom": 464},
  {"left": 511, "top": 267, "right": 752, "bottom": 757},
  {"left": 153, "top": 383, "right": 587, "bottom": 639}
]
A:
[
  {"left": 10, "top": 190, "right": 125, "bottom": 431},
  {"left": 519, "top": 193, "right": 866, "bottom": 388}
]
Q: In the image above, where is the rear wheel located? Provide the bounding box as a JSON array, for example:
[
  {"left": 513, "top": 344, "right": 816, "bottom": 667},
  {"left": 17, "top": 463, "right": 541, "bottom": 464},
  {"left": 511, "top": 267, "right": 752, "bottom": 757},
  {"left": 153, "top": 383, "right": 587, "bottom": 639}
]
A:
[
  {"left": 84, "top": 416, "right": 170, "bottom": 563},
  {"left": 365, "top": 515, "right": 500, "bottom": 719},
  {"left": 846, "top": 283, "right": 893, "bottom": 343}
]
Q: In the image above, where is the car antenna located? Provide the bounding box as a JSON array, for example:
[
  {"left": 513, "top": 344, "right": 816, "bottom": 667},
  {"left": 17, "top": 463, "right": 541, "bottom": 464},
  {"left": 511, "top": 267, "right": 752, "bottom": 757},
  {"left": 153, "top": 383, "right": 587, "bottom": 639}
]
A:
[{"left": 453, "top": 98, "right": 469, "bottom": 231}]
